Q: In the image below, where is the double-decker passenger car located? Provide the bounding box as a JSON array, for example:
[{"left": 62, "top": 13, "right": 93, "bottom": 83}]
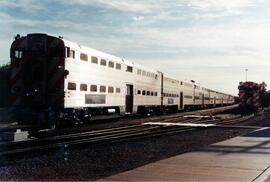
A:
[{"left": 10, "top": 33, "right": 234, "bottom": 128}]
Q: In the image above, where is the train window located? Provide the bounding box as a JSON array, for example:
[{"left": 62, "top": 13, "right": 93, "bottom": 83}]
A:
[
  {"left": 80, "top": 84, "right": 87, "bottom": 91},
  {"left": 137, "top": 90, "right": 141, "bottom": 95},
  {"left": 90, "top": 85, "right": 97, "bottom": 92},
  {"left": 184, "top": 95, "right": 192, "bottom": 99},
  {"left": 126, "top": 66, "right": 133, "bottom": 72},
  {"left": 65, "top": 47, "right": 70, "bottom": 57},
  {"left": 142, "top": 90, "right": 146, "bottom": 95},
  {"left": 137, "top": 69, "right": 141, "bottom": 75},
  {"left": 151, "top": 92, "right": 154, "bottom": 96},
  {"left": 68, "top": 82, "right": 76, "bottom": 90},
  {"left": 100, "top": 86, "right": 106, "bottom": 93},
  {"left": 108, "top": 86, "right": 114, "bottom": 93},
  {"left": 142, "top": 71, "right": 146, "bottom": 76},
  {"left": 13, "top": 50, "right": 23, "bottom": 59},
  {"left": 147, "top": 72, "right": 150, "bottom": 77},
  {"left": 65, "top": 47, "right": 75, "bottom": 59},
  {"left": 116, "top": 88, "right": 121, "bottom": 93},
  {"left": 91, "top": 56, "right": 98, "bottom": 64},
  {"left": 154, "top": 92, "right": 158, "bottom": 96},
  {"left": 109, "top": 61, "right": 114, "bottom": 68},
  {"left": 116, "top": 63, "right": 121, "bottom": 70},
  {"left": 70, "top": 50, "right": 75, "bottom": 58},
  {"left": 146, "top": 91, "right": 150, "bottom": 96},
  {"left": 100, "top": 59, "right": 106, "bottom": 66},
  {"left": 80, "top": 53, "right": 88, "bottom": 61}
]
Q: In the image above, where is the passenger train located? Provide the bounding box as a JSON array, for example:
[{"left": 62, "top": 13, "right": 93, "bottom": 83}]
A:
[{"left": 10, "top": 33, "right": 234, "bottom": 128}]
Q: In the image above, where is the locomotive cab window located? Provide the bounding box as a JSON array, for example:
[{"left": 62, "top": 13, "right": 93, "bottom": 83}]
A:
[
  {"left": 12, "top": 50, "right": 23, "bottom": 59},
  {"left": 68, "top": 82, "right": 76, "bottom": 90}
]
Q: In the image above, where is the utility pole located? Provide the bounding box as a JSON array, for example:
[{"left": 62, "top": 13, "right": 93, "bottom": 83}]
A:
[{"left": 245, "top": 69, "right": 248, "bottom": 82}]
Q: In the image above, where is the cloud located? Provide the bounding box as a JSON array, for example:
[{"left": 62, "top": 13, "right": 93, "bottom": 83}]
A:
[
  {"left": 133, "top": 16, "right": 144, "bottom": 21},
  {"left": 65, "top": 0, "right": 156, "bottom": 13},
  {"left": 0, "top": 0, "right": 45, "bottom": 13},
  {"left": 188, "top": 0, "right": 254, "bottom": 12}
]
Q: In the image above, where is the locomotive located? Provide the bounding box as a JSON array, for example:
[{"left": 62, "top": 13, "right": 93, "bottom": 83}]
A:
[
  {"left": 10, "top": 33, "right": 234, "bottom": 129},
  {"left": 238, "top": 81, "right": 268, "bottom": 114}
]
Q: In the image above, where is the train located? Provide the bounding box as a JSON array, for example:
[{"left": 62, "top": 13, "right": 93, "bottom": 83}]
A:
[
  {"left": 9, "top": 33, "right": 235, "bottom": 129},
  {"left": 238, "top": 81, "right": 269, "bottom": 114}
]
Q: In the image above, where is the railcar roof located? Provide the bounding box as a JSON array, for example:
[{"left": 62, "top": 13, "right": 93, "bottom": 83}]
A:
[
  {"left": 62, "top": 38, "right": 159, "bottom": 74},
  {"left": 22, "top": 33, "right": 235, "bottom": 97}
]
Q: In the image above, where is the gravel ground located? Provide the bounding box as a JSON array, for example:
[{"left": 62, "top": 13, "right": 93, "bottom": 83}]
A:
[{"left": 0, "top": 126, "right": 254, "bottom": 181}]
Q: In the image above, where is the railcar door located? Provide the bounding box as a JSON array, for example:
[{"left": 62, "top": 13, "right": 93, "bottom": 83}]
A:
[
  {"left": 180, "top": 92, "right": 183, "bottom": 109},
  {"left": 24, "top": 34, "right": 48, "bottom": 109},
  {"left": 125, "top": 84, "right": 133, "bottom": 113},
  {"left": 202, "top": 94, "right": 205, "bottom": 107}
]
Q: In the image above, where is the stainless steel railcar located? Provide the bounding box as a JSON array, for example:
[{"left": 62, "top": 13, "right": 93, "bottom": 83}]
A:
[{"left": 10, "top": 33, "right": 234, "bottom": 128}]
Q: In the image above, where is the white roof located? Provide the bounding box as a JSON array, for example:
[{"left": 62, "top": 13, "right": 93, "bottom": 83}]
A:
[{"left": 62, "top": 38, "right": 159, "bottom": 74}]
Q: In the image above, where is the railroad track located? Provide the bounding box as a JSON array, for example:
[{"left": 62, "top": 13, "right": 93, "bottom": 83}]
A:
[
  {"left": 0, "top": 112, "right": 255, "bottom": 159},
  {"left": 0, "top": 124, "right": 196, "bottom": 158}
]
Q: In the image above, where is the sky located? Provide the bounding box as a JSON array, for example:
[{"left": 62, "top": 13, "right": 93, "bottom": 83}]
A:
[{"left": 1, "top": 0, "right": 270, "bottom": 95}]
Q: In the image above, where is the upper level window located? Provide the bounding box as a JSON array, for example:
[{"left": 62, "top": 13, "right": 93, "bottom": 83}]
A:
[
  {"left": 126, "top": 66, "right": 133, "bottom": 72},
  {"left": 100, "top": 59, "right": 106, "bottom": 66},
  {"left": 108, "top": 86, "right": 114, "bottom": 93},
  {"left": 100, "top": 85, "right": 106, "bottom": 93},
  {"left": 80, "top": 84, "right": 87, "bottom": 91},
  {"left": 70, "top": 50, "right": 75, "bottom": 58},
  {"left": 91, "top": 56, "right": 98, "bottom": 64},
  {"left": 65, "top": 47, "right": 75, "bottom": 58},
  {"left": 116, "top": 88, "right": 121, "bottom": 93},
  {"left": 90, "top": 85, "right": 97, "bottom": 92},
  {"left": 142, "top": 71, "right": 146, "bottom": 76},
  {"left": 68, "top": 82, "right": 76, "bottom": 90},
  {"left": 142, "top": 90, "right": 146, "bottom": 95},
  {"left": 137, "top": 90, "right": 141, "bottom": 95},
  {"left": 108, "top": 61, "right": 114, "bottom": 68},
  {"left": 80, "top": 53, "right": 88, "bottom": 61},
  {"left": 116, "top": 63, "right": 121, "bottom": 70}
]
